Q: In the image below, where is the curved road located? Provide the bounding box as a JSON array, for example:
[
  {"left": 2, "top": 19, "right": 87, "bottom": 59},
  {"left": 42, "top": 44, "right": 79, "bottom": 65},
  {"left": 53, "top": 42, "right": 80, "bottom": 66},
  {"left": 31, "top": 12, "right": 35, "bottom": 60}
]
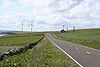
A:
[{"left": 46, "top": 33, "right": 100, "bottom": 67}]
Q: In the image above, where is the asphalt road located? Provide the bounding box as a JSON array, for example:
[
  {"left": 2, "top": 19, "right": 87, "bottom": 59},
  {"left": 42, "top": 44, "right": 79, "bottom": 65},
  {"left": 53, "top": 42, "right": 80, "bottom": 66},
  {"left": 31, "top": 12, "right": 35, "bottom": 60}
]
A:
[{"left": 46, "top": 33, "right": 100, "bottom": 67}]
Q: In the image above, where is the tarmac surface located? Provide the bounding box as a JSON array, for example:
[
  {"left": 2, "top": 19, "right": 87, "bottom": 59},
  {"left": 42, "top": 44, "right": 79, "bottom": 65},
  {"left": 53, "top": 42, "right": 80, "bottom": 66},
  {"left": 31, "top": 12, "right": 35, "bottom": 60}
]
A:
[{"left": 46, "top": 33, "right": 100, "bottom": 67}]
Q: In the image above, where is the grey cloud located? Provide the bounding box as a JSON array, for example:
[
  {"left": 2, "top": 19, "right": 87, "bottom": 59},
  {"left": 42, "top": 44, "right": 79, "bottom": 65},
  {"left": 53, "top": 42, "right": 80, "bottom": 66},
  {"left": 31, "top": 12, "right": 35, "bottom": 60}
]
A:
[{"left": 49, "top": 0, "right": 84, "bottom": 13}]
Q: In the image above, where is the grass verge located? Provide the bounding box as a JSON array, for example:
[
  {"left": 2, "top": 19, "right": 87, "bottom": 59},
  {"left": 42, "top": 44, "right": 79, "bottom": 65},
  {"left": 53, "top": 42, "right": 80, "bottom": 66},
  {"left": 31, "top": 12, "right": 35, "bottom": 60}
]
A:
[{"left": 54, "top": 28, "right": 100, "bottom": 50}]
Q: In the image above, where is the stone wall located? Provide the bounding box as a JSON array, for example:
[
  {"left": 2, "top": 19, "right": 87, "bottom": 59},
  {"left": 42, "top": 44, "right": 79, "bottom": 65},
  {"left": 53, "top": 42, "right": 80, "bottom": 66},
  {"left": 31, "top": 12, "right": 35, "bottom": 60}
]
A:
[{"left": 0, "top": 35, "right": 44, "bottom": 61}]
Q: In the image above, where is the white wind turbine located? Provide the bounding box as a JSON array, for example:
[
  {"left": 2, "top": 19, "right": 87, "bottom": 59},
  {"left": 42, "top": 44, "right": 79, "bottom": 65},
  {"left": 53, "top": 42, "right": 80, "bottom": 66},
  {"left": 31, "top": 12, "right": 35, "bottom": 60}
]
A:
[
  {"left": 28, "top": 19, "right": 34, "bottom": 32},
  {"left": 21, "top": 19, "right": 29, "bottom": 32},
  {"left": 29, "top": 24, "right": 34, "bottom": 32}
]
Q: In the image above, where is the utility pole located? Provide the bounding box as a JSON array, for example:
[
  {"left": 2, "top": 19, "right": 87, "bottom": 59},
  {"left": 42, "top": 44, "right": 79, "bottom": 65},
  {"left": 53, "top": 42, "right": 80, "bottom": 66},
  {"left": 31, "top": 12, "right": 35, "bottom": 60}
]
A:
[
  {"left": 62, "top": 25, "right": 65, "bottom": 30},
  {"left": 67, "top": 28, "right": 68, "bottom": 31},
  {"left": 73, "top": 26, "right": 75, "bottom": 32},
  {"left": 21, "top": 22, "right": 24, "bottom": 32}
]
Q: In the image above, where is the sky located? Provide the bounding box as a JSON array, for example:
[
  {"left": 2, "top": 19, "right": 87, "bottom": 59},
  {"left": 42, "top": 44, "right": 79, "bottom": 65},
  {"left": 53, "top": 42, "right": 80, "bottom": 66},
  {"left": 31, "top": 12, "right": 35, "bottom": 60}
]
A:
[{"left": 0, "top": 0, "right": 100, "bottom": 31}]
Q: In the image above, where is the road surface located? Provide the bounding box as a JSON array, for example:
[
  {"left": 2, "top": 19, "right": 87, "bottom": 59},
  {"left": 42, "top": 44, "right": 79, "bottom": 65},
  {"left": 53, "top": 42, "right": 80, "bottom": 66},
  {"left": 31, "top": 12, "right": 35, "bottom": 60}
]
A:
[{"left": 46, "top": 33, "right": 100, "bottom": 67}]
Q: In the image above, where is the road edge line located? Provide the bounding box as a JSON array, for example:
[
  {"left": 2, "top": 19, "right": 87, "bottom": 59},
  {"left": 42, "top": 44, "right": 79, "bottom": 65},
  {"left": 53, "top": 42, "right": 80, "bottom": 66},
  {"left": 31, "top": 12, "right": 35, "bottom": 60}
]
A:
[{"left": 47, "top": 36, "right": 83, "bottom": 67}]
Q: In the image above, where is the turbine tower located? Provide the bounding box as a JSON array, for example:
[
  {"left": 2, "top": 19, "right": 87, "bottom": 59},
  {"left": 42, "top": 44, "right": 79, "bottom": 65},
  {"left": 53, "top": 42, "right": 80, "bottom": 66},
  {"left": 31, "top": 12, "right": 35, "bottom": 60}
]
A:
[
  {"left": 30, "top": 24, "right": 34, "bottom": 32},
  {"left": 21, "top": 18, "right": 29, "bottom": 32},
  {"left": 29, "top": 18, "right": 35, "bottom": 32}
]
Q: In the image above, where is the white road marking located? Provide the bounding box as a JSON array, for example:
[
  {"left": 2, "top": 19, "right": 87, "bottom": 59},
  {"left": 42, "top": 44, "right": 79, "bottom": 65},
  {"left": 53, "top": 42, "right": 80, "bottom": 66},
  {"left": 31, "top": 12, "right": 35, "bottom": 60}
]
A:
[
  {"left": 86, "top": 52, "right": 91, "bottom": 54},
  {"left": 47, "top": 35, "right": 83, "bottom": 67}
]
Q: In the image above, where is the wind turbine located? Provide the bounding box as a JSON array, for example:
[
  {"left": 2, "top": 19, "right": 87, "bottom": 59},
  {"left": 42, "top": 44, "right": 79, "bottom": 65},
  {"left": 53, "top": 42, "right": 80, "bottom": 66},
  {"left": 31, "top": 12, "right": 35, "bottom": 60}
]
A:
[
  {"left": 19, "top": 16, "right": 24, "bottom": 32},
  {"left": 21, "top": 19, "right": 28, "bottom": 32},
  {"left": 29, "top": 24, "right": 34, "bottom": 32},
  {"left": 28, "top": 19, "right": 34, "bottom": 32}
]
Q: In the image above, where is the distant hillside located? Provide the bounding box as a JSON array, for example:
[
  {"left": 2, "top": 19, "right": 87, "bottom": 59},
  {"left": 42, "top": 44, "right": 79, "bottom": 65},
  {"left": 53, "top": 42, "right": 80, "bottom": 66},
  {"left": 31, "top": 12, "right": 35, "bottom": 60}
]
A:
[
  {"left": 0, "top": 30, "right": 18, "bottom": 34},
  {"left": 67, "top": 28, "right": 100, "bottom": 32}
]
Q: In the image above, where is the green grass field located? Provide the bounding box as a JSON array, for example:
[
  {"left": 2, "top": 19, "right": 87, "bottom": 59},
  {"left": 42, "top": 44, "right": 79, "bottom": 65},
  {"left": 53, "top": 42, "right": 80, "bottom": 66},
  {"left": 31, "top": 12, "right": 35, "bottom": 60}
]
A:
[
  {"left": 0, "top": 33, "right": 42, "bottom": 46},
  {"left": 0, "top": 37, "right": 77, "bottom": 67},
  {"left": 0, "top": 33, "right": 43, "bottom": 53},
  {"left": 54, "top": 28, "right": 100, "bottom": 50}
]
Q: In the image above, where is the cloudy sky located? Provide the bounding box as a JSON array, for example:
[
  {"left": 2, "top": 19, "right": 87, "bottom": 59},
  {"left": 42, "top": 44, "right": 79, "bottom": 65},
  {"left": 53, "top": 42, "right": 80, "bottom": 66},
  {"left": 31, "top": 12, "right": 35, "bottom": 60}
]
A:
[{"left": 0, "top": 0, "right": 100, "bottom": 31}]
